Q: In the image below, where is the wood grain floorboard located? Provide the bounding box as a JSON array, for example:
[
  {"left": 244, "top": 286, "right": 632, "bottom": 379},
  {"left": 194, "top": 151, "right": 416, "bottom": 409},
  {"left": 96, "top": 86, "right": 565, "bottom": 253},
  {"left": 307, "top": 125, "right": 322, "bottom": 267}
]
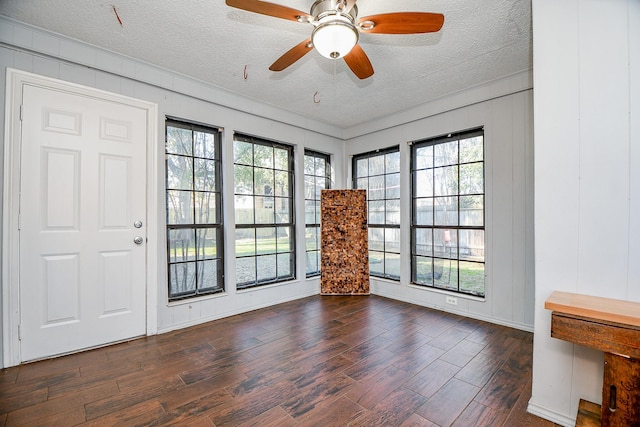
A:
[{"left": 0, "top": 295, "right": 561, "bottom": 426}]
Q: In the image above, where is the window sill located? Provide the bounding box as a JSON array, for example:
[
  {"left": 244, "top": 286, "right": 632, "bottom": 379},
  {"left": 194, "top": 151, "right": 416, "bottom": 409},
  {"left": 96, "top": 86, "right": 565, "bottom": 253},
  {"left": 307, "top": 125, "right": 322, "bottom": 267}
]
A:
[
  {"left": 167, "top": 291, "right": 228, "bottom": 307},
  {"left": 408, "top": 283, "right": 486, "bottom": 302}
]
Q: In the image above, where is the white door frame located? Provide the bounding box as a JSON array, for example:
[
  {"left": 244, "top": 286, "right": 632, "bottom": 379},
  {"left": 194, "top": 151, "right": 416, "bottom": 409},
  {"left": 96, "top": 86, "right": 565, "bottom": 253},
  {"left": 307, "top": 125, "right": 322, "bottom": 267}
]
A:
[{"left": 2, "top": 69, "right": 159, "bottom": 367}]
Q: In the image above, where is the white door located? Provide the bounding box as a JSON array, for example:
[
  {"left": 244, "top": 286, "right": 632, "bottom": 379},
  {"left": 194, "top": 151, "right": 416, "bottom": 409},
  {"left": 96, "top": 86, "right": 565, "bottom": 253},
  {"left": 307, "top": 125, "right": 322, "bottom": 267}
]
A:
[{"left": 18, "top": 84, "right": 147, "bottom": 361}]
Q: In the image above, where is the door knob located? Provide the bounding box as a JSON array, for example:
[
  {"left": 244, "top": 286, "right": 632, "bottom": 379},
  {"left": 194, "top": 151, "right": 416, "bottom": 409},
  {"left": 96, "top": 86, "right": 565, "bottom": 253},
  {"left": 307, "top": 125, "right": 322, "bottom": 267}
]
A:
[
  {"left": 133, "top": 236, "right": 144, "bottom": 245},
  {"left": 134, "top": 220, "right": 143, "bottom": 228}
]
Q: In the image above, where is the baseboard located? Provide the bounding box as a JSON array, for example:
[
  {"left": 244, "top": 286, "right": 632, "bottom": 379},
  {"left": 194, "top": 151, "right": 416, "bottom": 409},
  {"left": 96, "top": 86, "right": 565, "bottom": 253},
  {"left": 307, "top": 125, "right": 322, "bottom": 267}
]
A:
[{"left": 527, "top": 400, "right": 576, "bottom": 427}]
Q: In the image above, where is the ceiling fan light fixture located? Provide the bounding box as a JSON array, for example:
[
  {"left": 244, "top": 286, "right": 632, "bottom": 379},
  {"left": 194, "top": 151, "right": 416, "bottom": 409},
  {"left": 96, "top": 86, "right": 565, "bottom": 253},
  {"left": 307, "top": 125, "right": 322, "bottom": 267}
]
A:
[{"left": 312, "top": 18, "right": 358, "bottom": 59}]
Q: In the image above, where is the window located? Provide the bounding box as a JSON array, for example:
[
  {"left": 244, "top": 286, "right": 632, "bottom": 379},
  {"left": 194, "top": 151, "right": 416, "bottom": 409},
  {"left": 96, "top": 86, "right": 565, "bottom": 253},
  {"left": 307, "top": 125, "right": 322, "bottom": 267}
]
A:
[
  {"left": 233, "top": 134, "right": 295, "bottom": 289},
  {"left": 353, "top": 147, "right": 401, "bottom": 280},
  {"left": 411, "top": 129, "right": 485, "bottom": 297},
  {"left": 304, "top": 150, "right": 330, "bottom": 277},
  {"left": 165, "top": 120, "right": 224, "bottom": 301}
]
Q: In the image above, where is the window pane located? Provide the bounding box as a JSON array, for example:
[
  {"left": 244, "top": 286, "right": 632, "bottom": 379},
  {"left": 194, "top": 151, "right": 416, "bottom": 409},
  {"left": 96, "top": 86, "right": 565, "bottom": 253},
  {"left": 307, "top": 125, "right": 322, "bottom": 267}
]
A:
[
  {"left": 460, "top": 136, "right": 483, "bottom": 163},
  {"left": 235, "top": 228, "right": 255, "bottom": 256},
  {"left": 277, "top": 253, "right": 293, "bottom": 278},
  {"left": 413, "top": 256, "right": 433, "bottom": 285},
  {"left": 434, "top": 166, "right": 458, "bottom": 196},
  {"left": 305, "top": 200, "right": 316, "bottom": 224},
  {"left": 460, "top": 196, "right": 484, "bottom": 226},
  {"left": 356, "top": 158, "right": 368, "bottom": 177},
  {"left": 369, "top": 251, "right": 384, "bottom": 275},
  {"left": 369, "top": 228, "right": 384, "bottom": 252},
  {"left": 166, "top": 155, "right": 193, "bottom": 190},
  {"left": 434, "top": 141, "right": 458, "bottom": 167},
  {"left": 385, "top": 228, "right": 401, "bottom": 253},
  {"left": 460, "top": 162, "right": 483, "bottom": 194},
  {"left": 304, "top": 155, "right": 315, "bottom": 175},
  {"left": 306, "top": 251, "right": 319, "bottom": 275},
  {"left": 304, "top": 175, "right": 315, "bottom": 199},
  {"left": 415, "top": 169, "right": 433, "bottom": 197},
  {"left": 194, "top": 131, "right": 216, "bottom": 159},
  {"left": 234, "top": 195, "right": 254, "bottom": 224},
  {"left": 256, "top": 202, "right": 275, "bottom": 224},
  {"left": 434, "top": 197, "right": 458, "bottom": 226},
  {"left": 256, "top": 227, "right": 276, "bottom": 255},
  {"left": 254, "top": 168, "right": 274, "bottom": 196},
  {"left": 369, "top": 200, "right": 385, "bottom": 225},
  {"left": 386, "top": 151, "right": 400, "bottom": 173},
  {"left": 434, "top": 258, "right": 458, "bottom": 291},
  {"left": 234, "top": 165, "right": 253, "bottom": 194},
  {"left": 369, "top": 155, "right": 384, "bottom": 175},
  {"left": 169, "top": 262, "right": 196, "bottom": 295},
  {"left": 196, "top": 228, "right": 219, "bottom": 260},
  {"left": 315, "top": 157, "right": 326, "bottom": 176},
  {"left": 277, "top": 227, "right": 292, "bottom": 253},
  {"left": 167, "top": 190, "right": 193, "bottom": 224},
  {"left": 234, "top": 141, "right": 253, "bottom": 165},
  {"left": 415, "top": 146, "right": 433, "bottom": 169},
  {"left": 368, "top": 175, "right": 385, "bottom": 200},
  {"left": 167, "top": 127, "right": 192, "bottom": 156},
  {"left": 459, "top": 229, "right": 485, "bottom": 262},
  {"left": 274, "top": 147, "right": 288, "bottom": 170},
  {"left": 313, "top": 175, "right": 326, "bottom": 199},
  {"left": 356, "top": 177, "right": 368, "bottom": 190},
  {"left": 274, "top": 171, "right": 289, "bottom": 196},
  {"left": 459, "top": 261, "right": 485, "bottom": 296},
  {"left": 414, "top": 228, "right": 433, "bottom": 256},
  {"left": 194, "top": 192, "right": 219, "bottom": 224},
  {"left": 306, "top": 226, "right": 318, "bottom": 251},
  {"left": 197, "top": 259, "right": 222, "bottom": 291},
  {"left": 414, "top": 198, "right": 434, "bottom": 225},
  {"left": 385, "top": 253, "right": 401, "bottom": 279},
  {"left": 434, "top": 229, "right": 457, "bottom": 259},
  {"left": 386, "top": 199, "right": 400, "bottom": 225},
  {"left": 236, "top": 257, "right": 256, "bottom": 286},
  {"left": 168, "top": 229, "right": 195, "bottom": 262},
  {"left": 257, "top": 255, "right": 277, "bottom": 282},
  {"left": 386, "top": 173, "right": 400, "bottom": 199},
  {"left": 275, "top": 198, "right": 290, "bottom": 223},
  {"left": 254, "top": 144, "right": 274, "bottom": 169},
  {"left": 194, "top": 159, "right": 216, "bottom": 192}
]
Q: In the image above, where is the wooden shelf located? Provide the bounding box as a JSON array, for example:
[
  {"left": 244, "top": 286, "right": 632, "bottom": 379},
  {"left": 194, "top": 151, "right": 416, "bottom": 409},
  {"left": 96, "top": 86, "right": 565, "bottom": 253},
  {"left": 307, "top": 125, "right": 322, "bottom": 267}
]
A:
[
  {"left": 544, "top": 291, "right": 640, "bottom": 328},
  {"left": 545, "top": 291, "right": 640, "bottom": 427}
]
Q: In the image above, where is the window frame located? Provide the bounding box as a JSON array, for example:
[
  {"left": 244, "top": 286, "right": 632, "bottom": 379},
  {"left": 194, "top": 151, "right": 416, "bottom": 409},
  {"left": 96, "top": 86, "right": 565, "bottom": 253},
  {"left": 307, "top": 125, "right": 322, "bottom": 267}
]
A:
[
  {"left": 233, "top": 133, "right": 296, "bottom": 290},
  {"left": 165, "top": 119, "right": 224, "bottom": 301},
  {"left": 352, "top": 146, "right": 401, "bottom": 280},
  {"left": 304, "top": 150, "right": 331, "bottom": 277},
  {"left": 410, "top": 128, "right": 486, "bottom": 297}
]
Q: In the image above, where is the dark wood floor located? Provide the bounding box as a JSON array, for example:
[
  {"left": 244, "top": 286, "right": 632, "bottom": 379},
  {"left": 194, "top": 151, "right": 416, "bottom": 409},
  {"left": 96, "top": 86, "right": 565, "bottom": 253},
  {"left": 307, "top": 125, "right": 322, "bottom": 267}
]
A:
[{"left": 0, "top": 295, "right": 559, "bottom": 426}]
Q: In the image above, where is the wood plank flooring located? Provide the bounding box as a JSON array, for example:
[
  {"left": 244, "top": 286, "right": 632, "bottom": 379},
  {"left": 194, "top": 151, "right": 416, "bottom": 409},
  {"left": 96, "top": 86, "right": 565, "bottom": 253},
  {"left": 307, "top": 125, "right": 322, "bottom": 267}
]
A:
[{"left": 0, "top": 295, "right": 560, "bottom": 426}]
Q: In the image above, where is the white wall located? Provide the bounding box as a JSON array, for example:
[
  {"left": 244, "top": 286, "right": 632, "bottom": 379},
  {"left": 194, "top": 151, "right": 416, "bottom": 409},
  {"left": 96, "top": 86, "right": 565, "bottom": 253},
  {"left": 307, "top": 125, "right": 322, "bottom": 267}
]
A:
[
  {"left": 529, "top": 0, "right": 640, "bottom": 425},
  {"left": 345, "top": 87, "right": 535, "bottom": 332}
]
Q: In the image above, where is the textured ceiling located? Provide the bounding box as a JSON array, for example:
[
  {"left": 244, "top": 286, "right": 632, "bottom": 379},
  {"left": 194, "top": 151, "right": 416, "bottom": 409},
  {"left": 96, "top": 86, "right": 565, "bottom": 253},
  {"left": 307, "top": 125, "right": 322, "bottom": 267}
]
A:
[{"left": 0, "top": 0, "right": 531, "bottom": 130}]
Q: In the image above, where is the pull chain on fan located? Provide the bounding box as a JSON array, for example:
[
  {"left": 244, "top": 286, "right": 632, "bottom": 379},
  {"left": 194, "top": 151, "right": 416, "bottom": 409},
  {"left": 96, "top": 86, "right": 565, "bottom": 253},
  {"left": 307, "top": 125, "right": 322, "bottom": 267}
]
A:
[{"left": 226, "top": 0, "right": 444, "bottom": 79}]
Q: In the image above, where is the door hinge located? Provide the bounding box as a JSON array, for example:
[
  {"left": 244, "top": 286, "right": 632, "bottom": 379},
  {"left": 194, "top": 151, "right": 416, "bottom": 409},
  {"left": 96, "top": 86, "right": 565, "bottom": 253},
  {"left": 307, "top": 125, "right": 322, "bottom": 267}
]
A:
[
  {"left": 19, "top": 104, "right": 23, "bottom": 121},
  {"left": 18, "top": 325, "right": 22, "bottom": 341}
]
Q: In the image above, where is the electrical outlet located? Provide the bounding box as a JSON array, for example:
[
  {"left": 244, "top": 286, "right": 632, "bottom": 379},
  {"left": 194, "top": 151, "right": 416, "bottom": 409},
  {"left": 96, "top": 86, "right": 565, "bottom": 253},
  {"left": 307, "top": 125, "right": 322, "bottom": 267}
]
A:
[{"left": 445, "top": 296, "right": 458, "bottom": 305}]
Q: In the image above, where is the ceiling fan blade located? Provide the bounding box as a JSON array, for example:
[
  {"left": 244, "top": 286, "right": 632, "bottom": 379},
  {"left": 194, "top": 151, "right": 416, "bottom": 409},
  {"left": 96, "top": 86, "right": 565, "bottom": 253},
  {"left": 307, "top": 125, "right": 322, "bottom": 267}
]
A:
[
  {"left": 358, "top": 12, "right": 444, "bottom": 34},
  {"left": 343, "top": 44, "right": 374, "bottom": 80},
  {"left": 269, "top": 39, "right": 313, "bottom": 71},
  {"left": 226, "top": 0, "right": 312, "bottom": 23}
]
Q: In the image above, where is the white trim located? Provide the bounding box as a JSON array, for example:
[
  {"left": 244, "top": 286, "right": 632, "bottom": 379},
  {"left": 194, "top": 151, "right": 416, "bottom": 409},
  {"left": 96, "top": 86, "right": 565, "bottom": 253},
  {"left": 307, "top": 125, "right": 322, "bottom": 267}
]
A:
[
  {"left": 527, "top": 400, "right": 576, "bottom": 427},
  {"left": 2, "top": 68, "right": 158, "bottom": 367}
]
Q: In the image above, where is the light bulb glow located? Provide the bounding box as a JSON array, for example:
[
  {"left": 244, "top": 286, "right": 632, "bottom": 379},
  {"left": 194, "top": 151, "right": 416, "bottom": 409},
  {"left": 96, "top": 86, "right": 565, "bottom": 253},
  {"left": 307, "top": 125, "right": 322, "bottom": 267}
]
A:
[{"left": 312, "top": 18, "right": 358, "bottom": 59}]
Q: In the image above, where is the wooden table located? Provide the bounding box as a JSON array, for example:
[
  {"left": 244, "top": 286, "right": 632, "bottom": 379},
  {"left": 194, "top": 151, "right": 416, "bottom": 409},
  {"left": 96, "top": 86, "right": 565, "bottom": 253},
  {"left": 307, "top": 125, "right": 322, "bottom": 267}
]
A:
[{"left": 545, "top": 291, "right": 640, "bottom": 427}]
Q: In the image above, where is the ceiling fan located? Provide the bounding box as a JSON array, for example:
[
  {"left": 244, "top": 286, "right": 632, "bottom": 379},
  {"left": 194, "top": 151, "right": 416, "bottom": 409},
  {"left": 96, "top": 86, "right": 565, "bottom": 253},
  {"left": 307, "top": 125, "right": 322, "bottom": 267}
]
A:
[{"left": 226, "top": 0, "right": 444, "bottom": 79}]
